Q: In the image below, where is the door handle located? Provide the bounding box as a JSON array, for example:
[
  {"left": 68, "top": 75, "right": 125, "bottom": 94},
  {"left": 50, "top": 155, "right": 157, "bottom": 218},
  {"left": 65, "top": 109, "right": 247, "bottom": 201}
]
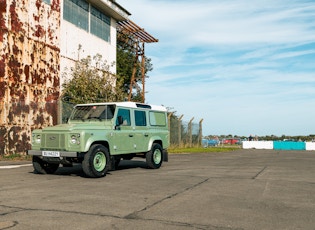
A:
[
  {"left": 144, "top": 133, "right": 149, "bottom": 137},
  {"left": 129, "top": 134, "right": 134, "bottom": 137}
]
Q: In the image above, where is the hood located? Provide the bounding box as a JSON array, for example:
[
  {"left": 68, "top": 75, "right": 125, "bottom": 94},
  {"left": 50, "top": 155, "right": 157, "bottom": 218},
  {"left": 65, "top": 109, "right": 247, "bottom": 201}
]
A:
[{"left": 41, "top": 122, "right": 112, "bottom": 132}]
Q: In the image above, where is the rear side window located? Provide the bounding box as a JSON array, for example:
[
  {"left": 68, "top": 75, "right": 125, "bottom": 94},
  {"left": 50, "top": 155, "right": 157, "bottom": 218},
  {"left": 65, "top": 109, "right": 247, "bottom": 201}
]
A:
[
  {"left": 149, "top": 112, "right": 166, "bottom": 126},
  {"left": 116, "top": 108, "right": 131, "bottom": 126},
  {"left": 135, "top": 110, "right": 147, "bottom": 126}
]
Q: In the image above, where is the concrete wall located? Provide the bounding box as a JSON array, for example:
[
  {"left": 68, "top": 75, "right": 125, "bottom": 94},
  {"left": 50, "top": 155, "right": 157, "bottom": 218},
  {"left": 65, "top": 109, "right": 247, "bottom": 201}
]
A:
[
  {"left": 242, "top": 141, "right": 273, "bottom": 150},
  {"left": 60, "top": 18, "right": 117, "bottom": 86},
  {"left": 243, "top": 141, "right": 315, "bottom": 151}
]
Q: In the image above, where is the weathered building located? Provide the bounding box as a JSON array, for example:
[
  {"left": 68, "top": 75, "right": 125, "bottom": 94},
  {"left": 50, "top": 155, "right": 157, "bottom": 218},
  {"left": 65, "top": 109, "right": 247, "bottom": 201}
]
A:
[{"left": 0, "top": 0, "right": 129, "bottom": 155}]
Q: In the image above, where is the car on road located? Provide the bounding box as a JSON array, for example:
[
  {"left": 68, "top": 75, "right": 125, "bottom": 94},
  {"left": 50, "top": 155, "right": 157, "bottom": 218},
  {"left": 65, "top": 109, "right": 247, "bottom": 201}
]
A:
[
  {"left": 222, "top": 138, "right": 241, "bottom": 145},
  {"left": 202, "top": 139, "right": 220, "bottom": 147},
  {"left": 27, "top": 102, "right": 169, "bottom": 178}
]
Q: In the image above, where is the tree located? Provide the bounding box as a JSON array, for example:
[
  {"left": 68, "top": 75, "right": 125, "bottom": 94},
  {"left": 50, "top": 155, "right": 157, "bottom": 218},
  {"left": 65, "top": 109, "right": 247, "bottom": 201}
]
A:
[
  {"left": 116, "top": 37, "right": 153, "bottom": 102},
  {"left": 62, "top": 54, "right": 126, "bottom": 105},
  {"left": 61, "top": 54, "right": 126, "bottom": 122},
  {"left": 62, "top": 37, "right": 154, "bottom": 105}
]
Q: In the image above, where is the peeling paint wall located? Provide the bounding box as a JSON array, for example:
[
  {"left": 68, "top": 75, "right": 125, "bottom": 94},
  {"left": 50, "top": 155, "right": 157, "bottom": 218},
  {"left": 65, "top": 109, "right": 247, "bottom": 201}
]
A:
[{"left": 0, "top": 0, "right": 60, "bottom": 155}]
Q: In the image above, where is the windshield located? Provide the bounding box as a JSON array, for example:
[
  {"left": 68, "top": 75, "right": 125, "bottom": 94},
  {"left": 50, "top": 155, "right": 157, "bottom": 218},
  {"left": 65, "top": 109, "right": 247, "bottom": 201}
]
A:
[{"left": 70, "top": 105, "right": 116, "bottom": 121}]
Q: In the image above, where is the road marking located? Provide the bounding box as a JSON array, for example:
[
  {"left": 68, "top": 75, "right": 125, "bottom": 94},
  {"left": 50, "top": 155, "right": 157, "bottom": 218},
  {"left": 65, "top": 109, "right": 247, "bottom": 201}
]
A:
[{"left": 0, "top": 164, "right": 32, "bottom": 169}]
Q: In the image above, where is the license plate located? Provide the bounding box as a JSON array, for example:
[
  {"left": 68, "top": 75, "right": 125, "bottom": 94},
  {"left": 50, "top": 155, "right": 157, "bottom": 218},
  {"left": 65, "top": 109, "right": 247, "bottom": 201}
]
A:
[{"left": 42, "top": 151, "right": 60, "bottom": 157}]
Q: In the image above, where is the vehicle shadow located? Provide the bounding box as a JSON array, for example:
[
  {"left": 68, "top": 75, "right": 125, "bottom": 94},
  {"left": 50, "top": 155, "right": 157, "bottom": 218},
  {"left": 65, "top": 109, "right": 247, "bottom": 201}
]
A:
[
  {"left": 117, "top": 159, "right": 148, "bottom": 170},
  {"left": 29, "top": 160, "right": 149, "bottom": 178}
]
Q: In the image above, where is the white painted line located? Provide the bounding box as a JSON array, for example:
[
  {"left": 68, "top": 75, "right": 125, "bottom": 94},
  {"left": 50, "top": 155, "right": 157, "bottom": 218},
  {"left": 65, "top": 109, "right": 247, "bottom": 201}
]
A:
[{"left": 0, "top": 164, "right": 32, "bottom": 169}]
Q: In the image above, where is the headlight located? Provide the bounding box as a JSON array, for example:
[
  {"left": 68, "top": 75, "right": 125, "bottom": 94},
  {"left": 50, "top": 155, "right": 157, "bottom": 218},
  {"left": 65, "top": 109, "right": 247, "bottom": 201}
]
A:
[
  {"left": 70, "top": 134, "right": 80, "bottom": 145},
  {"left": 33, "top": 134, "right": 41, "bottom": 144}
]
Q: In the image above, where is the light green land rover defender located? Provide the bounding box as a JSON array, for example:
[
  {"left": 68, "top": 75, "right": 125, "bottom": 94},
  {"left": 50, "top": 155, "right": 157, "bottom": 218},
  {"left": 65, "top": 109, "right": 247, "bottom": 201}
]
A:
[{"left": 27, "top": 102, "right": 169, "bottom": 178}]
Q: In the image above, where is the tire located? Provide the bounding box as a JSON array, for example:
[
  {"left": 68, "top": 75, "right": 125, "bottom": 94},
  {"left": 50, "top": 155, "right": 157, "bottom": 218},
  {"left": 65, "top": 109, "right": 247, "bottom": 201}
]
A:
[
  {"left": 146, "top": 143, "right": 163, "bottom": 169},
  {"left": 82, "top": 144, "right": 110, "bottom": 178},
  {"left": 32, "top": 156, "right": 59, "bottom": 174}
]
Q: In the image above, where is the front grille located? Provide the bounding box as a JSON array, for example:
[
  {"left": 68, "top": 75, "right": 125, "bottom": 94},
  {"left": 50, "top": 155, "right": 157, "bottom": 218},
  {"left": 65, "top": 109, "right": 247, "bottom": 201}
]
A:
[{"left": 42, "top": 134, "right": 66, "bottom": 150}]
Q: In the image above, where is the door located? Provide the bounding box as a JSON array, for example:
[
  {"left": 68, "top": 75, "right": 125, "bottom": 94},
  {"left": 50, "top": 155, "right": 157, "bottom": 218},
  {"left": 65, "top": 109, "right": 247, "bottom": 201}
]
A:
[
  {"left": 133, "top": 110, "right": 149, "bottom": 152},
  {"left": 112, "top": 108, "right": 134, "bottom": 154}
]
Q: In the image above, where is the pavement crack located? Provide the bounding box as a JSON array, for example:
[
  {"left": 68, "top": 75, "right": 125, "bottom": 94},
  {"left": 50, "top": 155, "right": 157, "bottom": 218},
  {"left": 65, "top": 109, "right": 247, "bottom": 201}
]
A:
[
  {"left": 125, "top": 177, "right": 209, "bottom": 219},
  {"left": 0, "top": 220, "right": 18, "bottom": 229},
  {"left": 0, "top": 204, "right": 121, "bottom": 219},
  {"left": 252, "top": 166, "right": 267, "bottom": 179}
]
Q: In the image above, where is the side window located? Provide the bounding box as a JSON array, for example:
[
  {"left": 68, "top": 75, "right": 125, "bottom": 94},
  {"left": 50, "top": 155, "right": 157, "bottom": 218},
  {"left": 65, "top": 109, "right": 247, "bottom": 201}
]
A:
[
  {"left": 135, "top": 110, "right": 147, "bottom": 126},
  {"left": 149, "top": 112, "right": 166, "bottom": 126},
  {"left": 116, "top": 108, "right": 131, "bottom": 126}
]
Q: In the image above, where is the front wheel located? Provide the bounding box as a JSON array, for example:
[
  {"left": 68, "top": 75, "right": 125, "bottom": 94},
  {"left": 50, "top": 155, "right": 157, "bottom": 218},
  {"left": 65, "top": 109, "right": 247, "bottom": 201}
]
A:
[
  {"left": 32, "top": 156, "right": 59, "bottom": 174},
  {"left": 146, "top": 143, "right": 163, "bottom": 169},
  {"left": 82, "top": 144, "right": 110, "bottom": 178}
]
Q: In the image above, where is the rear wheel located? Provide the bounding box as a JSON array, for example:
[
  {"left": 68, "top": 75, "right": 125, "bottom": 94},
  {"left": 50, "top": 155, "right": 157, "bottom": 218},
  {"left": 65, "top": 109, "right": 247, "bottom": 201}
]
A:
[
  {"left": 32, "top": 156, "right": 59, "bottom": 174},
  {"left": 146, "top": 143, "right": 163, "bottom": 169},
  {"left": 82, "top": 144, "right": 110, "bottom": 178}
]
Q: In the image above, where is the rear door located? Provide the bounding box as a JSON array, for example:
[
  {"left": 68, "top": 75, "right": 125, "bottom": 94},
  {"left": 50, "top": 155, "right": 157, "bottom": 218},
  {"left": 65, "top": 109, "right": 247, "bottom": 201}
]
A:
[{"left": 133, "top": 110, "right": 149, "bottom": 152}]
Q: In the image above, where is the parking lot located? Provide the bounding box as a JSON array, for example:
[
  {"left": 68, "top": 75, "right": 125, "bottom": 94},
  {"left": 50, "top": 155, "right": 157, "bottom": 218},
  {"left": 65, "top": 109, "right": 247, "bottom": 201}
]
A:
[{"left": 0, "top": 149, "right": 315, "bottom": 230}]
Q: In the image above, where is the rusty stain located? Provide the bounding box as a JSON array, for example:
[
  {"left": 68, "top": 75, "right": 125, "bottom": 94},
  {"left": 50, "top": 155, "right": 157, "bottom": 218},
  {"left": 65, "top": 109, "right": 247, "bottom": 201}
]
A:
[
  {"left": 0, "top": 0, "right": 7, "bottom": 42},
  {"left": 9, "top": 1, "right": 24, "bottom": 34},
  {"left": 0, "top": 0, "right": 61, "bottom": 155}
]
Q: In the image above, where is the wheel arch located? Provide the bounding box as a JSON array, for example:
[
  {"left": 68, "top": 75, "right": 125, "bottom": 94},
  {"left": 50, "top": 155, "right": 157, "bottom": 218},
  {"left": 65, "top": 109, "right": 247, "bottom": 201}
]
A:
[
  {"left": 148, "top": 137, "right": 163, "bottom": 151},
  {"left": 86, "top": 141, "right": 110, "bottom": 153}
]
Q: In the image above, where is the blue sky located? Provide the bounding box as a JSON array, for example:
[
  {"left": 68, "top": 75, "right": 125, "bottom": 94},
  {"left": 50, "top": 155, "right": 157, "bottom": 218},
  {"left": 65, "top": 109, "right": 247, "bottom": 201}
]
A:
[{"left": 118, "top": 0, "right": 315, "bottom": 136}]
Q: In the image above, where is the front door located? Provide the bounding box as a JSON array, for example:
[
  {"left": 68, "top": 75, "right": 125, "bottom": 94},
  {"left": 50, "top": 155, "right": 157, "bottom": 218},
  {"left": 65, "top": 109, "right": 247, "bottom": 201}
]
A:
[{"left": 111, "top": 108, "right": 134, "bottom": 154}]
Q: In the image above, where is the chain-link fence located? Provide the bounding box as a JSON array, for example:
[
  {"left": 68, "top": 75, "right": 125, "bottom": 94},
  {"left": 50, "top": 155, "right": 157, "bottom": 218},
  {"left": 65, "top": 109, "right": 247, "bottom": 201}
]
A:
[{"left": 168, "top": 115, "right": 203, "bottom": 147}]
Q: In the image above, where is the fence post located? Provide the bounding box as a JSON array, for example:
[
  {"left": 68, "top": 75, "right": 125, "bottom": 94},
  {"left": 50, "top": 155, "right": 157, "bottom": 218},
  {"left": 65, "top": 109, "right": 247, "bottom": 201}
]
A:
[
  {"left": 199, "top": 119, "right": 204, "bottom": 147},
  {"left": 178, "top": 115, "right": 183, "bottom": 147},
  {"left": 167, "top": 112, "right": 173, "bottom": 146},
  {"left": 188, "top": 117, "right": 194, "bottom": 147}
]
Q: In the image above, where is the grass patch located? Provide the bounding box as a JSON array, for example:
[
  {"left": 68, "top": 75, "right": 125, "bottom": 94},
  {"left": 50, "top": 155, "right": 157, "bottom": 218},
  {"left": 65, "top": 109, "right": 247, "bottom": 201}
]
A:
[
  {"left": 0, "top": 154, "right": 32, "bottom": 161},
  {"left": 168, "top": 146, "right": 240, "bottom": 154}
]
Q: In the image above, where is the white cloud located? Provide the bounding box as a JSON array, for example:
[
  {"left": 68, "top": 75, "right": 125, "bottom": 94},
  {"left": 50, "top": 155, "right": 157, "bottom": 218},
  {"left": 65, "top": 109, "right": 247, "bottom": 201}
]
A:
[
  {"left": 121, "top": 0, "right": 315, "bottom": 45},
  {"left": 118, "top": 0, "right": 315, "bottom": 135}
]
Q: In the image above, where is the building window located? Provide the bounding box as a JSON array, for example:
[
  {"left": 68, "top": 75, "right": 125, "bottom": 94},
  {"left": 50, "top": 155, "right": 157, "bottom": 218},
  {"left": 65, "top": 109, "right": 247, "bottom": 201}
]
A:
[
  {"left": 90, "top": 6, "right": 111, "bottom": 42},
  {"left": 63, "top": 0, "right": 111, "bottom": 42},
  {"left": 63, "top": 0, "right": 89, "bottom": 32}
]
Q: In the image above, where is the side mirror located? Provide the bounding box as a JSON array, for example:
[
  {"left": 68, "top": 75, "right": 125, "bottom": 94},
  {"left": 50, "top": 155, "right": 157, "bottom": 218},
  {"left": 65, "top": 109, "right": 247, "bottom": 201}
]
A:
[
  {"left": 117, "top": 116, "right": 123, "bottom": 125},
  {"left": 115, "top": 116, "right": 123, "bottom": 130}
]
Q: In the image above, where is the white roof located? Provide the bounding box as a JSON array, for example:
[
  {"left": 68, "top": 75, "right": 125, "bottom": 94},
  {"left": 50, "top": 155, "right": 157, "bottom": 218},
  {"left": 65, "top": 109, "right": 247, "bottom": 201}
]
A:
[{"left": 75, "top": 102, "right": 167, "bottom": 112}]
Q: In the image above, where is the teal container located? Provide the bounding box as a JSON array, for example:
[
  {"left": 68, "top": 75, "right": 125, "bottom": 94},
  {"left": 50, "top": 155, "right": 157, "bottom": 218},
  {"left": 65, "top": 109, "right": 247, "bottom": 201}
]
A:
[{"left": 273, "top": 141, "right": 305, "bottom": 150}]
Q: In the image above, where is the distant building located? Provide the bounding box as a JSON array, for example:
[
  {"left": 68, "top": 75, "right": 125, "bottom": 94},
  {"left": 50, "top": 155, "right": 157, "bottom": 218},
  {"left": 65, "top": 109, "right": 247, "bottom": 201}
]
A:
[{"left": 0, "top": 0, "right": 130, "bottom": 155}]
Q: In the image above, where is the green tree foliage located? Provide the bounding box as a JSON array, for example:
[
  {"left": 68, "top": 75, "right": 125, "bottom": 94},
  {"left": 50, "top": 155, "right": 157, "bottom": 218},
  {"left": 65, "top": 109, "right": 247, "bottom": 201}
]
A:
[
  {"left": 61, "top": 54, "right": 128, "bottom": 123},
  {"left": 116, "top": 37, "right": 153, "bottom": 102},
  {"left": 61, "top": 36, "right": 154, "bottom": 108},
  {"left": 62, "top": 54, "right": 126, "bottom": 105}
]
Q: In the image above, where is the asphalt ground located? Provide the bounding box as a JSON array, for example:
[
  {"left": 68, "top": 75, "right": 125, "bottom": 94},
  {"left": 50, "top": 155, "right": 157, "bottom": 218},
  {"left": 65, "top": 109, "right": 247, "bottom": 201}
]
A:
[{"left": 0, "top": 149, "right": 314, "bottom": 230}]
